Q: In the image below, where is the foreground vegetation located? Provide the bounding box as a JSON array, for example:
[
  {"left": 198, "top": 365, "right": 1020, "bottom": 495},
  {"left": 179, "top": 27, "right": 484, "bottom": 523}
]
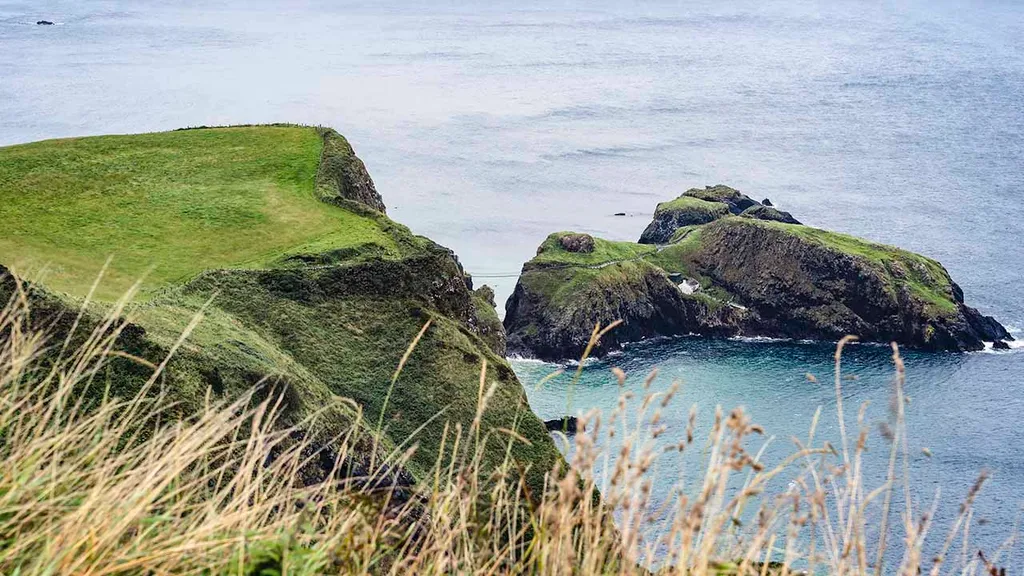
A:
[{"left": 0, "top": 279, "right": 1010, "bottom": 575}]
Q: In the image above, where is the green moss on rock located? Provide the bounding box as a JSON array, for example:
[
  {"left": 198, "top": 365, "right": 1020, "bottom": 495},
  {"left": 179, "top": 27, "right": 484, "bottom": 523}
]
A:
[
  {"left": 530, "top": 232, "right": 656, "bottom": 268},
  {"left": 681, "top": 185, "right": 759, "bottom": 214},
  {"left": 470, "top": 285, "right": 507, "bottom": 357},
  {"left": 638, "top": 197, "right": 730, "bottom": 244},
  {"left": 686, "top": 218, "right": 1007, "bottom": 349},
  {"left": 504, "top": 257, "right": 719, "bottom": 361}
]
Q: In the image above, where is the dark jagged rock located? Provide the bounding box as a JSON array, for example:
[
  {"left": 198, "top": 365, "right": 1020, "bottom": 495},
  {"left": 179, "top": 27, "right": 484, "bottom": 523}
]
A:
[
  {"left": 505, "top": 257, "right": 699, "bottom": 360},
  {"left": 505, "top": 188, "right": 1011, "bottom": 360},
  {"left": 470, "top": 284, "right": 507, "bottom": 356},
  {"left": 503, "top": 234, "right": 743, "bottom": 361},
  {"left": 639, "top": 196, "right": 730, "bottom": 244},
  {"left": 762, "top": 198, "right": 773, "bottom": 206},
  {"left": 36, "top": 20, "right": 54, "bottom": 25},
  {"left": 682, "top": 184, "right": 759, "bottom": 214},
  {"left": 314, "top": 128, "right": 387, "bottom": 213},
  {"left": 740, "top": 204, "right": 802, "bottom": 225},
  {"left": 559, "top": 233, "right": 595, "bottom": 253},
  {"left": 993, "top": 340, "right": 1011, "bottom": 350},
  {"left": 544, "top": 416, "right": 579, "bottom": 435},
  {"left": 686, "top": 218, "right": 1009, "bottom": 350}
]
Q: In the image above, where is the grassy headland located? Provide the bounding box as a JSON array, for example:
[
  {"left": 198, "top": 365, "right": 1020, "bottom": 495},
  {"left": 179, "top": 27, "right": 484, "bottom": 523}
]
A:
[
  {"left": 0, "top": 125, "right": 562, "bottom": 495},
  {"left": 0, "top": 126, "right": 396, "bottom": 300}
]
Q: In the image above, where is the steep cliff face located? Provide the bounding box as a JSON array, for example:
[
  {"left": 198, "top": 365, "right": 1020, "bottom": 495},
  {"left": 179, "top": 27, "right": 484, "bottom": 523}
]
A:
[
  {"left": 688, "top": 218, "right": 1009, "bottom": 349},
  {"left": 503, "top": 233, "right": 743, "bottom": 361},
  {"left": 469, "top": 284, "right": 508, "bottom": 357},
  {"left": 314, "top": 128, "right": 388, "bottom": 213},
  {"left": 505, "top": 257, "right": 689, "bottom": 360},
  {"left": 505, "top": 189, "right": 1011, "bottom": 360}
]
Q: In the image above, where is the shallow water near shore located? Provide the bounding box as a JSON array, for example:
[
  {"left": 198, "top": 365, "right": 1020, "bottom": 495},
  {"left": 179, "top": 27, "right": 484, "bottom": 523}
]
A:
[
  {"left": 3, "top": 0, "right": 1023, "bottom": 566},
  {"left": 515, "top": 337, "right": 1024, "bottom": 567}
]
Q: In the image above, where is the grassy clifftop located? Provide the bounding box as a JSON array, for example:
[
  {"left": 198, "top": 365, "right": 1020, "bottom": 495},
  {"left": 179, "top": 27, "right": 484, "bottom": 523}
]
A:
[
  {"left": 736, "top": 219, "right": 958, "bottom": 315},
  {"left": 0, "top": 126, "right": 561, "bottom": 492},
  {"left": 0, "top": 126, "right": 398, "bottom": 300},
  {"left": 530, "top": 232, "right": 655, "bottom": 268}
]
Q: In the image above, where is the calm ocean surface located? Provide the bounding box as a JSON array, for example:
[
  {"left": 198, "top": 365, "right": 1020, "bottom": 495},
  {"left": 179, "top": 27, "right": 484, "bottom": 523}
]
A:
[{"left": 2, "top": 0, "right": 1022, "bottom": 567}]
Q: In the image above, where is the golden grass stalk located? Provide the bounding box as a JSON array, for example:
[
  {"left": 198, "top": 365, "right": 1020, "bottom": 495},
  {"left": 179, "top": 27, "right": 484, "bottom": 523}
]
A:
[{"left": 0, "top": 276, "right": 1011, "bottom": 575}]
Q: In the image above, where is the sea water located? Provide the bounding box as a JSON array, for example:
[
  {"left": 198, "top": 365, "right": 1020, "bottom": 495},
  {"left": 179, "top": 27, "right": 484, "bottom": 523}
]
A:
[{"left": 2, "top": 0, "right": 1022, "bottom": 567}]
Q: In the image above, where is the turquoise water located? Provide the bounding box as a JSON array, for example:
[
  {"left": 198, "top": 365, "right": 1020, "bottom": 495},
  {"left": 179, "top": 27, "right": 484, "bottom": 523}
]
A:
[
  {"left": 514, "top": 338, "right": 1023, "bottom": 566},
  {"left": 2, "top": 0, "right": 1023, "bottom": 567}
]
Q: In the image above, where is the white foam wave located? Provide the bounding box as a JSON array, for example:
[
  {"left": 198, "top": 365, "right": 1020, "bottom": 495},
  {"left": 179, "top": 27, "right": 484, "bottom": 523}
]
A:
[
  {"left": 563, "top": 357, "right": 601, "bottom": 368},
  {"left": 978, "top": 340, "right": 1024, "bottom": 354},
  {"left": 729, "top": 335, "right": 791, "bottom": 343},
  {"left": 506, "top": 355, "right": 551, "bottom": 365}
]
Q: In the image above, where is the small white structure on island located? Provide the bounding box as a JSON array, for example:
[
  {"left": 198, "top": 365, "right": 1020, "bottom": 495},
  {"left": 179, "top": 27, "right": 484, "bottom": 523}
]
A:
[{"left": 678, "top": 278, "right": 701, "bottom": 295}]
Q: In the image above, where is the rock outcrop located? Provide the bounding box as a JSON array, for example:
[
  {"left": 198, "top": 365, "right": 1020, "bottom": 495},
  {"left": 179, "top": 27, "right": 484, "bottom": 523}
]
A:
[
  {"left": 639, "top": 185, "right": 798, "bottom": 244},
  {"left": 470, "top": 284, "right": 507, "bottom": 356},
  {"left": 544, "top": 416, "right": 579, "bottom": 435},
  {"left": 639, "top": 196, "right": 730, "bottom": 244},
  {"left": 682, "top": 184, "right": 760, "bottom": 214},
  {"left": 505, "top": 187, "right": 1010, "bottom": 361},
  {"left": 315, "top": 128, "right": 388, "bottom": 213},
  {"left": 503, "top": 233, "right": 743, "bottom": 360},
  {"left": 740, "top": 204, "right": 801, "bottom": 224},
  {"left": 688, "top": 218, "right": 1009, "bottom": 349},
  {"left": 559, "top": 232, "right": 596, "bottom": 253}
]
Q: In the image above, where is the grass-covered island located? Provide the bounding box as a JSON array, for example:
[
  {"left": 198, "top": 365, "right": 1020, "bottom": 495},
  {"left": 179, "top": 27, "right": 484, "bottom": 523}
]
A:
[
  {"left": 505, "top": 185, "right": 1011, "bottom": 361},
  {"left": 0, "top": 125, "right": 562, "bottom": 494}
]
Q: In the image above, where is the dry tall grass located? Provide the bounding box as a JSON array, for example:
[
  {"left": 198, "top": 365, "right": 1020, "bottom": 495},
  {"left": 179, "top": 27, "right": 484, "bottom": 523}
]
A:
[{"left": 0, "top": 280, "right": 1012, "bottom": 575}]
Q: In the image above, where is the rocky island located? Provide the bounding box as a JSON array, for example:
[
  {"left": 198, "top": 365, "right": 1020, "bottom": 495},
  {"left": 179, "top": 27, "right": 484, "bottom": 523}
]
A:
[
  {"left": 505, "top": 185, "right": 1011, "bottom": 361},
  {"left": 0, "top": 125, "right": 561, "bottom": 493}
]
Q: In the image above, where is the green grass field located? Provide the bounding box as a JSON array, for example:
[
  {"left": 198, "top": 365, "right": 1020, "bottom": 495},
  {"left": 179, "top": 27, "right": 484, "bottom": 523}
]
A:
[
  {"left": 654, "top": 195, "right": 730, "bottom": 216},
  {"left": 531, "top": 232, "right": 655, "bottom": 267},
  {"left": 0, "top": 126, "right": 395, "bottom": 300}
]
